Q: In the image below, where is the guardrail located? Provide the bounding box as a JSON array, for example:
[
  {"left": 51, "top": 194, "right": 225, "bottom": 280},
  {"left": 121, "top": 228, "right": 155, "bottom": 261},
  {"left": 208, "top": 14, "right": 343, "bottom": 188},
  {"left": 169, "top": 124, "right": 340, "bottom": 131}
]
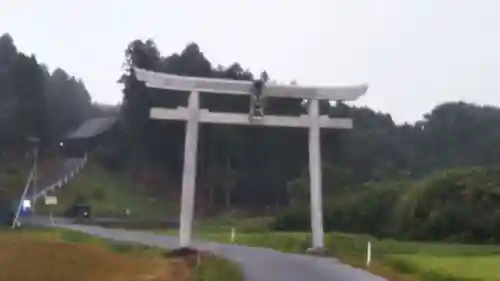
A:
[
  {"left": 12, "top": 154, "right": 88, "bottom": 227},
  {"left": 11, "top": 166, "right": 36, "bottom": 228},
  {"left": 33, "top": 154, "right": 88, "bottom": 203}
]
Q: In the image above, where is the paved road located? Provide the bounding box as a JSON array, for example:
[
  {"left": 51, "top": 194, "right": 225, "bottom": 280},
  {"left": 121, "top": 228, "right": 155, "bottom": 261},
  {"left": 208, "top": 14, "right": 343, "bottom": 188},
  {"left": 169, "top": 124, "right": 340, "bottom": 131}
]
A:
[{"left": 26, "top": 216, "right": 386, "bottom": 281}]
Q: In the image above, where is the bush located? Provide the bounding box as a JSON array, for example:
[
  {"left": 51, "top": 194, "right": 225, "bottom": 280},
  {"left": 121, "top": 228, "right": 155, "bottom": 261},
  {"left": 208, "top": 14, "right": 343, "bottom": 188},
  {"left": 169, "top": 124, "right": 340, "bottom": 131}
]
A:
[
  {"left": 237, "top": 217, "right": 274, "bottom": 232},
  {"left": 91, "top": 188, "right": 105, "bottom": 201},
  {"left": 4, "top": 165, "right": 20, "bottom": 175},
  {"left": 74, "top": 193, "right": 88, "bottom": 204},
  {"left": 273, "top": 206, "right": 309, "bottom": 231},
  {"left": 387, "top": 257, "right": 417, "bottom": 274},
  {"left": 393, "top": 167, "right": 500, "bottom": 243},
  {"left": 278, "top": 167, "right": 500, "bottom": 244}
]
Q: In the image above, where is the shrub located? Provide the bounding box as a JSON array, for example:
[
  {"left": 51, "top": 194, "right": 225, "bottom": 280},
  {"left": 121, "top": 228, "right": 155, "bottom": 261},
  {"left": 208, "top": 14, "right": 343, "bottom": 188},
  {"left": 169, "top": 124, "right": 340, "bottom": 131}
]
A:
[
  {"left": 273, "top": 207, "right": 309, "bottom": 231},
  {"left": 74, "top": 193, "right": 88, "bottom": 204},
  {"left": 91, "top": 188, "right": 105, "bottom": 201}
]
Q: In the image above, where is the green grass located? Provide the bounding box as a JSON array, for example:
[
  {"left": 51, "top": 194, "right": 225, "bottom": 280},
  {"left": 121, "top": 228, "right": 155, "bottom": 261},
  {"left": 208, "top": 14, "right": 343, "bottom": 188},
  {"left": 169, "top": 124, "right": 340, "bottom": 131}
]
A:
[
  {"left": 35, "top": 162, "right": 178, "bottom": 219},
  {"left": 0, "top": 157, "right": 63, "bottom": 200},
  {"left": 0, "top": 162, "right": 29, "bottom": 199},
  {"left": 391, "top": 255, "right": 500, "bottom": 281},
  {"left": 159, "top": 218, "right": 500, "bottom": 281},
  {"left": 55, "top": 228, "right": 243, "bottom": 281},
  {"left": 188, "top": 252, "right": 243, "bottom": 281}
]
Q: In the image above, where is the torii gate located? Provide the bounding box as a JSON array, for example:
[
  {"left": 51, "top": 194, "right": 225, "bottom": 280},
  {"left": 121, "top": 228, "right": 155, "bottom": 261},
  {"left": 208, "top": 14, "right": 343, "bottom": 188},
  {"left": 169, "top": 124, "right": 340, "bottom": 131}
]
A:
[{"left": 134, "top": 68, "right": 368, "bottom": 251}]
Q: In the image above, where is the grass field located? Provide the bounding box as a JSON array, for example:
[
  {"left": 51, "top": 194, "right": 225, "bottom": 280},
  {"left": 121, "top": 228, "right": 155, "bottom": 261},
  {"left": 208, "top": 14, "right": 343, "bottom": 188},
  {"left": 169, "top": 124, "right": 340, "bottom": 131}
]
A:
[
  {"left": 35, "top": 162, "right": 178, "bottom": 219},
  {"left": 0, "top": 157, "right": 60, "bottom": 200},
  {"left": 0, "top": 228, "right": 242, "bottom": 281},
  {"left": 390, "top": 255, "right": 500, "bottom": 281},
  {"left": 160, "top": 217, "right": 500, "bottom": 281}
]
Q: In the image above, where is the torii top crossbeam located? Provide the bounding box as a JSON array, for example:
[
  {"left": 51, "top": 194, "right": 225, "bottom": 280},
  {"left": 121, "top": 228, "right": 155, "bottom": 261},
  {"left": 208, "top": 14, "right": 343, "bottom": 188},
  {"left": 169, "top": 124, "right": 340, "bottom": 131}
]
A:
[{"left": 134, "top": 68, "right": 368, "bottom": 101}]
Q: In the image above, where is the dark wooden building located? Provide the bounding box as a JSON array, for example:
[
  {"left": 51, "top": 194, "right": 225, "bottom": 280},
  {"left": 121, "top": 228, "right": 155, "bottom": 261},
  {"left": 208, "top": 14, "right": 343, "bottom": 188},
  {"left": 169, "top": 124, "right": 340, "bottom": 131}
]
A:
[{"left": 60, "top": 117, "right": 118, "bottom": 158}]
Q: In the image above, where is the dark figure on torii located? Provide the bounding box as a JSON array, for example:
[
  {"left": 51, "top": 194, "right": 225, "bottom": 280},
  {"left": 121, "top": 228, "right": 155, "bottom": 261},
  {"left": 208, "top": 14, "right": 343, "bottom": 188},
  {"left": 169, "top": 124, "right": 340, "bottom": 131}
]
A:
[{"left": 250, "top": 71, "right": 269, "bottom": 120}]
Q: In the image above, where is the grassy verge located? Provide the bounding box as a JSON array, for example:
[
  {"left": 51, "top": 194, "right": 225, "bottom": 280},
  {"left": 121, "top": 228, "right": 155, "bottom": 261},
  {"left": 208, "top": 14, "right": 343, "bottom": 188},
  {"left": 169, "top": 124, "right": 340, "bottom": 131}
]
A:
[
  {"left": 0, "top": 157, "right": 63, "bottom": 198},
  {"left": 194, "top": 254, "right": 243, "bottom": 281},
  {"left": 164, "top": 250, "right": 243, "bottom": 281},
  {"left": 0, "top": 228, "right": 243, "bottom": 281},
  {"left": 35, "top": 162, "right": 178, "bottom": 219},
  {"left": 159, "top": 218, "right": 500, "bottom": 281}
]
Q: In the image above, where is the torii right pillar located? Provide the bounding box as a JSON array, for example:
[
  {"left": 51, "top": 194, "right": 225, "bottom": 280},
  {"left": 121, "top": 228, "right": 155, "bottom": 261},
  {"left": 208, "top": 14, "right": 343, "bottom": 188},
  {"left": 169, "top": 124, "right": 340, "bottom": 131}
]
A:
[{"left": 307, "top": 98, "right": 325, "bottom": 252}]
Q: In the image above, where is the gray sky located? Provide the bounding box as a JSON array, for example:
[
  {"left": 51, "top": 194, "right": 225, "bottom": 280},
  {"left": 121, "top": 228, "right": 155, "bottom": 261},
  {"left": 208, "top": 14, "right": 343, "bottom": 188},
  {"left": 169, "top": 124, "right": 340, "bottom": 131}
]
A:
[{"left": 1, "top": 0, "right": 499, "bottom": 123}]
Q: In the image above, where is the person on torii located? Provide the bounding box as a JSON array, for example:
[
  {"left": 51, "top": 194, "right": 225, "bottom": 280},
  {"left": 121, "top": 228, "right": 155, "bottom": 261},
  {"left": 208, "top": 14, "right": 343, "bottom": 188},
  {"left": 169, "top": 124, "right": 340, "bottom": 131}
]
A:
[{"left": 250, "top": 71, "right": 269, "bottom": 119}]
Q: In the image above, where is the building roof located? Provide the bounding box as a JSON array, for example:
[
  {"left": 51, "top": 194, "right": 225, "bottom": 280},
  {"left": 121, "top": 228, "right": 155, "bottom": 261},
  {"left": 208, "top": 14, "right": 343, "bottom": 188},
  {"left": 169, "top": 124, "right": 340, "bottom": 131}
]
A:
[{"left": 65, "top": 117, "right": 117, "bottom": 140}]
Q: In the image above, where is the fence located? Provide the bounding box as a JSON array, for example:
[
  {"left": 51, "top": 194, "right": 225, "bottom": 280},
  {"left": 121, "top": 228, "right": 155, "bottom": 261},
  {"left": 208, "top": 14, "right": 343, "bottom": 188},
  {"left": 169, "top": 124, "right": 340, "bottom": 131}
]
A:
[
  {"left": 12, "top": 154, "right": 88, "bottom": 227},
  {"left": 33, "top": 154, "right": 88, "bottom": 202}
]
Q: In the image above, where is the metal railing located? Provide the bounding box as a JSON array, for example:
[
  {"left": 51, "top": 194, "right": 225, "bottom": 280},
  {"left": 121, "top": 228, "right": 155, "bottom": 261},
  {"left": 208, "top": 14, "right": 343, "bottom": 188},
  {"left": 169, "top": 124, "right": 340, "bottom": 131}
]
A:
[
  {"left": 11, "top": 166, "right": 36, "bottom": 228},
  {"left": 33, "top": 154, "right": 88, "bottom": 202},
  {"left": 12, "top": 154, "right": 88, "bottom": 227}
]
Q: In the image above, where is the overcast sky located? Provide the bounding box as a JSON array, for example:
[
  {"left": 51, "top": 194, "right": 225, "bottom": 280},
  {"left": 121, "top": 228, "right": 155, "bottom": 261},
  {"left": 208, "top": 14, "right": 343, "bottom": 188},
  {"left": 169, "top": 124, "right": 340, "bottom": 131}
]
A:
[{"left": 1, "top": 0, "right": 499, "bottom": 123}]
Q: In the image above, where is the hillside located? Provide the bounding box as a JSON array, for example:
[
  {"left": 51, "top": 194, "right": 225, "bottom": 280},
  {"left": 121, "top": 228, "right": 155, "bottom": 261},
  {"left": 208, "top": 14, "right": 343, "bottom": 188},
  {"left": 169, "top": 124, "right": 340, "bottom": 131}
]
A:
[
  {"left": 35, "top": 160, "right": 178, "bottom": 220},
  {"left": 0, "top": 156, "right": 64, "bottom": 205}
]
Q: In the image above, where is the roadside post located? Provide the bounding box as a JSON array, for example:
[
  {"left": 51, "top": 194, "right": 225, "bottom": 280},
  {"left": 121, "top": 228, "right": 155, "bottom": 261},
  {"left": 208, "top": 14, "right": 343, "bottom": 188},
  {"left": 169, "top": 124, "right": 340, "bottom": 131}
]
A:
[{"left": 44, "top": 195, "right": 58, "bottom": 225}]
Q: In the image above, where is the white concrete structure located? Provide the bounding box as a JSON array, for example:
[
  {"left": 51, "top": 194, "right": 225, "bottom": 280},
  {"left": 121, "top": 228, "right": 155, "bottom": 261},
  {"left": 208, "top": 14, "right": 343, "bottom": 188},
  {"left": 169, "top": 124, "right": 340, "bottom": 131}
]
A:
[
  {"left": 44, "top": 196, "right": 58, "bottom": 205},
  {"left": 134, "top": 67, "right": 368, "bottom": 250}
]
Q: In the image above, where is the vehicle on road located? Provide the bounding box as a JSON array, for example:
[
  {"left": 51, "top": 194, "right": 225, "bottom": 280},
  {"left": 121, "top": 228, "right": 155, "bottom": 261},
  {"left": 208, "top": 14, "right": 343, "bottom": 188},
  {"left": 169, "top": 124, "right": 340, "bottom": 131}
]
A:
[{"left": 63, "top": 203, "right": 91, "bottom": 218}]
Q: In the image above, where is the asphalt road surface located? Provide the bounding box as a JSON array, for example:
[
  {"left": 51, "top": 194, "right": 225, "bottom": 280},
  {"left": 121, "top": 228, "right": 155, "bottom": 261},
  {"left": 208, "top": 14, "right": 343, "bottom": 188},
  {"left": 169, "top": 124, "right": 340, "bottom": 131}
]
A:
[{"left": 26, "top": 216, "right": 386, "bottom": 281}]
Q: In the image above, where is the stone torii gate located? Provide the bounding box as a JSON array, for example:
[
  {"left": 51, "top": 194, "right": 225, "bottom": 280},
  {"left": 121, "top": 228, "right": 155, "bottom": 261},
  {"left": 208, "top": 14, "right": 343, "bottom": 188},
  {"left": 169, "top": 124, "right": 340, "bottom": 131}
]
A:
[{"left": 134, "top": 68, "right": 368, "bottom": 251}]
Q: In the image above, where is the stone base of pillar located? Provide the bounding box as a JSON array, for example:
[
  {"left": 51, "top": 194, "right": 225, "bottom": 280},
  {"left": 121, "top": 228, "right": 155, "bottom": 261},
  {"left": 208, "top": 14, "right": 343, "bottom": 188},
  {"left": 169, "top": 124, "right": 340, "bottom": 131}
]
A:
[
  {"left": 170, "top": 247, "right": 199, "bottom": 257},
  {"left": 305, "top": 247, "right": 329, "bottom": 256}
]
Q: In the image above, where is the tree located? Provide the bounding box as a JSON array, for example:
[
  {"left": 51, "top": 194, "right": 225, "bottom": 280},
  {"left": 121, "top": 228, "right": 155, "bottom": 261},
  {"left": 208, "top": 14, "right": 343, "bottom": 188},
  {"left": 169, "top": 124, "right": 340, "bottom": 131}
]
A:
[
  {"left": 45, "top": 68, "right": 92, "bottom": 141},
  {"left": 0, "top": 34, "right": 17, "bottom": 73},
  {"left": 10, "top": 54, "right": 47, "bottom": 142},
  {"left": 0, "top": 33, "right": 93, "bottom": 155}
]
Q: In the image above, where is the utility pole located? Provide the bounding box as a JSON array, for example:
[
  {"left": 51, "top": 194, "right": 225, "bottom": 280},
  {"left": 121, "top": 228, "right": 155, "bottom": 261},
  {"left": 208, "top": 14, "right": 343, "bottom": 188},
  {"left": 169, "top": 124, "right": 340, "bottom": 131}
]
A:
[
  {"left": 28, "top": 137, "right": 39, "bottom": 214},
  {"left": 32, "top": 146, "right": 38, "bottom": 213}
]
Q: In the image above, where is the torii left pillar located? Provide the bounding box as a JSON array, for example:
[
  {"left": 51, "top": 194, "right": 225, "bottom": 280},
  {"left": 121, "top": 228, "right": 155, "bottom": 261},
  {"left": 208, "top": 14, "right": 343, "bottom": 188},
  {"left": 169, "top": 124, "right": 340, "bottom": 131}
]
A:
[
  {"left": 179, "top": 91, "right": 200, "bottom": 247},
  {"left": 308, "top": 99, "right": 324, "bottom": 249}
]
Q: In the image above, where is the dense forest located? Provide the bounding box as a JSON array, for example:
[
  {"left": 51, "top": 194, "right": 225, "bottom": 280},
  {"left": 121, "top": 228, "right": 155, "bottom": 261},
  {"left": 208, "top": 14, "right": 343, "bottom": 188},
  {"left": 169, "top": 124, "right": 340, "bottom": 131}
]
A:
[
  {"left": 0, "top": 33, "right": 112, "bottom": 206},
  {"left": 0, "top": 33, "right": 100, "bottom": 156},
  {"left": 113, "top": 39, "right": 500, "bottom": 243},
  {"left": 1, "top": 32, "right": 499, "bottom": 243}
]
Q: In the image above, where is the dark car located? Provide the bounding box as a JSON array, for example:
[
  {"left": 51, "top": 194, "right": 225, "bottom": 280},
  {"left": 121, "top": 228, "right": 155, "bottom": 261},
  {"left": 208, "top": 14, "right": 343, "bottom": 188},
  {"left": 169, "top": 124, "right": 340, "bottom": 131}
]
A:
[{"left": 64, "top": 203, "right": 91, "bottom": 218}]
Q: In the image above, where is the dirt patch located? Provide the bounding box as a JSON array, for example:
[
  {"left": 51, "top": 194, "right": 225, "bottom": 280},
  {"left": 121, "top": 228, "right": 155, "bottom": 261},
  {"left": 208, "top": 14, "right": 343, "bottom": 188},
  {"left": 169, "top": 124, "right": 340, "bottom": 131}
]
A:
[
  {"left": 165, "top": 248, "right": 244, "bottom": 281},
  {"left": 0, "top": 231, "right": 192, "bottom": 281}
]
